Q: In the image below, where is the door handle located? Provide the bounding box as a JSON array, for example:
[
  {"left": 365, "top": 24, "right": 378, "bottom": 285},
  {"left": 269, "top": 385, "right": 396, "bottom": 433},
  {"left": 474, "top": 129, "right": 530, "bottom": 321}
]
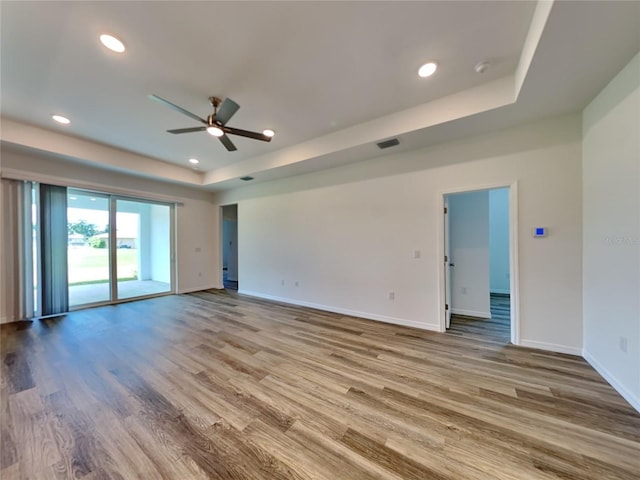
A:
[{"left": 449, "top": 263, "right": 455, "bottom": 267}]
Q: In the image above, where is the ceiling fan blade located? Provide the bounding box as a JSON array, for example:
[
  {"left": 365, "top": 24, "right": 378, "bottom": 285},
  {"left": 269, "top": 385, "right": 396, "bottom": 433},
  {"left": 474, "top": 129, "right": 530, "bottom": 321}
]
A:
[
  {"left": 215, "top": 97, "right": 240, "bottom": 125},
  {"left": 219, "top": 134, "right": 237, "bottom": 151},
  {"left": 149, "top": 94, "right": 207, "bottom": 124},
  {"left": 167, "top": 126, "right": 207, "bottom": 134},
  {"left": 223, "top": 126, "right": 272, "bottom": 142}
]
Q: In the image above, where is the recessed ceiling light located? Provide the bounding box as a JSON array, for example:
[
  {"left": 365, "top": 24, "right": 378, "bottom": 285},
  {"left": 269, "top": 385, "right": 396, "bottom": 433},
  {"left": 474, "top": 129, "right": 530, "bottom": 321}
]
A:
[
  {"left": 90, "top": 198, "right": 96, "bottom": 201},
  {"left": 418, "top": 62, "right": 437, "bottom": 78},
  {"left": 188, "top": 158, "right": 199, "bottom": 165},
  {"left": 99, "top": 34, "right": 126, "bottom": 53},
  {"left": 263, "top": 129, "right": 275, "bottom": 138},
  {"left": 52, "top": 114, "right": 70, "bottom": 125},
  {"left": 207, "top": 126, "right": 224, "bottom": 137}
]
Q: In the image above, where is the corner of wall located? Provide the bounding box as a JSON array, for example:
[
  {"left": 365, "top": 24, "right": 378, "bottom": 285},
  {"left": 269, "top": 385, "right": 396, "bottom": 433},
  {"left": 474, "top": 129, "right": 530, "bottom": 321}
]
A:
[
  {"left": 583, "top": 348, "right": 640, "bottom": 412},
  {"left": 581, "top": 50, "right": 640, "bottom": 413}
]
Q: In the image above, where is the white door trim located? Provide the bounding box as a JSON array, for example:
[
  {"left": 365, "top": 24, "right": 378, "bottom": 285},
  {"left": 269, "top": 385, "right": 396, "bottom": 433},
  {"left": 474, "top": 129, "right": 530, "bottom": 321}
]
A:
[{"left": 437, "top": 181, "right": 520, "bottom": 345}]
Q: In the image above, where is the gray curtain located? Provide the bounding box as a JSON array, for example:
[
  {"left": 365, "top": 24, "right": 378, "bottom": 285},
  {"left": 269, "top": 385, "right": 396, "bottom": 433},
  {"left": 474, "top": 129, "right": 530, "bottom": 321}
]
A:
[
  {"left": 40, "top": 184, "right": 68, "bottom": 316},
  {"left": 1, "top": 180, "right": 22, "bottom": 320}
]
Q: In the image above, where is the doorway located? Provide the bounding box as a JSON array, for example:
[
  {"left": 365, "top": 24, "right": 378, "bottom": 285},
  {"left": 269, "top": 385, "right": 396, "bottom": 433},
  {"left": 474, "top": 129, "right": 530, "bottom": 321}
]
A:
[
  {"left": 221, "top": 204, "right": 238, "bottom": 290},
  {"left": 442, "top": 185, "right": 518, "bottom": 344}
]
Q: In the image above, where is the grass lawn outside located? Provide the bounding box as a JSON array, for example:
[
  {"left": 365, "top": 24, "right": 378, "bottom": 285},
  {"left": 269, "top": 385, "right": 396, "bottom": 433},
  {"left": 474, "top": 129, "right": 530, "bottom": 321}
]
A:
[{"left": 68, "top": 246, "right": 138, "bottom": 285}]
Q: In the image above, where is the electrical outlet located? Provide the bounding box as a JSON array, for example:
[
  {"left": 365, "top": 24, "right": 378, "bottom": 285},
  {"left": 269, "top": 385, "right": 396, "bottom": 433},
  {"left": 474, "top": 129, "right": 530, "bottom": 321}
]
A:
[
  {"left": 281, "top": 279, "right": 285, "bottom": 286},
  {"left": 295, "top": 281, "right": 299, "bottom": 287},
  {"left": 413, "top": 250, "right": 421, "bottom": 259},
  {"left": 198, "top": 272, "right": 202, "bottom": 277},
  {"left": 620, "top": 336, "right": 628, "bottom": 353},
  {"left": 389, "top": 292, "right": 395, "bottom": 300},
  {"left": 461, "top": 287, "right": 467, "bottom": 294}
]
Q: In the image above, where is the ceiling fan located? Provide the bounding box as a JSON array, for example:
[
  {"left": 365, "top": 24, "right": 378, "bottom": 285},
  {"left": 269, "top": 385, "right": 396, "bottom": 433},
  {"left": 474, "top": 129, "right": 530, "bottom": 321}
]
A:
[{"left": 149, "top": 94, "right": 274, "bottom": 152}]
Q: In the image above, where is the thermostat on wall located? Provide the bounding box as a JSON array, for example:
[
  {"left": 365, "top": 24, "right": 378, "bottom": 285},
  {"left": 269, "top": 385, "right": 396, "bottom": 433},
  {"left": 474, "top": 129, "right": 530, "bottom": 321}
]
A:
[{"left": 532, "top": 227, "right": 547, "bottom": 237}]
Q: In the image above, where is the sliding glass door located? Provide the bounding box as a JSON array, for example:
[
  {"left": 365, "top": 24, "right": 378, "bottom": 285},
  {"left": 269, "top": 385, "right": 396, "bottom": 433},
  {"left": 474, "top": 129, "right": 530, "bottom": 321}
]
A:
[
  {"left": 67, "top": 191, "right": 111, "bottom": 306},
  {"left": 116, "top": 199, "right": 171, "bottom": 300},
  {"left": 67, "top": 189, "right": 174, "bottom": 308}
]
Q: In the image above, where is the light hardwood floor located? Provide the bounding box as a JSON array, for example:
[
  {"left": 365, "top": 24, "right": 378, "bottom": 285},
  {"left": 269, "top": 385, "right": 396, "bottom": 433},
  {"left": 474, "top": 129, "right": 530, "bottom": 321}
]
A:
[
  {"left": 448, "top": 293, "right": 511, "bottom": 343},
  {"left": 1, "top": 290, "right": 639, "bottom": 479}
]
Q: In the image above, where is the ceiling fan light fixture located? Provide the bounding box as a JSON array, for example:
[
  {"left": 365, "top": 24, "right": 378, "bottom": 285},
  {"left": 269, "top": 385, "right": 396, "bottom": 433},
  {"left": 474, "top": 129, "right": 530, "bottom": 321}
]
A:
[
  {"left": 263, "top": 129, "right": 275, "bottom": 138},
  {"left": 52, "top": 114, "right": 70, "bottom": 125},
  {"left": 207, "top": 126, "right": 224, "bottom": 137},
  {"left": 418, "top": 62, "right": 437, "bottom": 78}
]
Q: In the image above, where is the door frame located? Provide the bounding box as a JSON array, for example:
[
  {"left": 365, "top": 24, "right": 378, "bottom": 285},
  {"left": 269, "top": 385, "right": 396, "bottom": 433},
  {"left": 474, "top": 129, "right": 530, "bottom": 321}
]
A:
[
  {"left": 437, "top": 181, "right": 520, "bottom": 345},
  {"left": 444, "top": 196, "right": 451, "bottom": 329}
]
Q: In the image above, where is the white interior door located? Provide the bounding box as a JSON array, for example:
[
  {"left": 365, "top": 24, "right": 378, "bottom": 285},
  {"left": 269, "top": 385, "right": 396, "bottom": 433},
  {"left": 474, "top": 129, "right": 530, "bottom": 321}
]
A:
[{"left": 444, "top": 197, "right": 452, "bottom": 329}]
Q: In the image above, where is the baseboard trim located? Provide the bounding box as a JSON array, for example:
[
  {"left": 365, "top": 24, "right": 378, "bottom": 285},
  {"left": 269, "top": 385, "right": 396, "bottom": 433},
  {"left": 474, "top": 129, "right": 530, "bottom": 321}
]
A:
[
  {"left": 0, "top": 315, "right": 17, "bottom": 325},
  {"left": 583, "top": 349, "right": 640, "bottom": 413},
  {"left": 519, "top": 339, "right": 582, "bottom": 356},
  {"left": 451, "top": 308, "right": 491, "bottom": 319},
  {"left": 178, "top": 284, "right": 222, "bottom": 294},
  {"left": 238, "top": 290, "right": 440, "bottom": 332}
]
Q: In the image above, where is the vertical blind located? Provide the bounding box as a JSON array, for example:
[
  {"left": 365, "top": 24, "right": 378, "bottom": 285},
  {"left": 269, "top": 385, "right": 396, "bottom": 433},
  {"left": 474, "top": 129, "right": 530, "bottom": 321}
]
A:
[{"left": 39, "top": 184, "right": 69, "bottom": 316}]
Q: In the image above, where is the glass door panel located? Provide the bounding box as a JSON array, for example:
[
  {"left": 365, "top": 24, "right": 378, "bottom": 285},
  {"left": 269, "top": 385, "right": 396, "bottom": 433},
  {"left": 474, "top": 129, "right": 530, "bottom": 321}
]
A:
[
  {"left": 116, "top": 199, "right": 171, "bottom": 300},
  {"left": 67, "top": 190, "right": 111, "bottom": 306}
]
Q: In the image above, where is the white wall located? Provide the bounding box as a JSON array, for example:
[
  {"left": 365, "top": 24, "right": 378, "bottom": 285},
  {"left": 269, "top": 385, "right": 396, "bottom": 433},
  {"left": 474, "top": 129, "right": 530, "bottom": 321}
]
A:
[
  {"left": 0, "top": 147, "right": 220, "bottom": 323},
  {"left": 448, "top": 191, "right": 491, "bottom": 318},
  {"left": 490, "top": 188, "right": 511, "bottom": 294},
  {"left": 583, "top": 52, "right": 640, "bottom": 411},
  {"left": 216, "top": 113, "right": 583, "bottom": 354}
]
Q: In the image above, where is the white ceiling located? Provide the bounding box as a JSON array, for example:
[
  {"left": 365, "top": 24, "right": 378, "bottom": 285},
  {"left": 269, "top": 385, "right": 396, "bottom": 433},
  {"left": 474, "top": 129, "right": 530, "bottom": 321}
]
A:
[{"left": 1, "top": 1, "right": 639, "bottom": 191}]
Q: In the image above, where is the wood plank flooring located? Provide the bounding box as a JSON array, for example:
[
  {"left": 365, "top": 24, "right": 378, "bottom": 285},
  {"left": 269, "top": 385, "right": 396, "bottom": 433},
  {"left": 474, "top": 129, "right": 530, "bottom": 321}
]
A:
[
  {"left": 448, "top": 293, "right": 511, "bottom": 342},
  {"left": 1, "top": 290, "right": 639, "bottom": 479}
]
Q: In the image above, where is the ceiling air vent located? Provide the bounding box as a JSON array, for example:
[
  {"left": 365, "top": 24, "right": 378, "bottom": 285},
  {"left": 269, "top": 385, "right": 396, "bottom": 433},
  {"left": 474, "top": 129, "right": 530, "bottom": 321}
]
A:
[
  {"left": 240, "top": 176, "right": 254, "bottom": 181},
  {"left": 376, "top": 138, "right": 399, "bottom": 149}
]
